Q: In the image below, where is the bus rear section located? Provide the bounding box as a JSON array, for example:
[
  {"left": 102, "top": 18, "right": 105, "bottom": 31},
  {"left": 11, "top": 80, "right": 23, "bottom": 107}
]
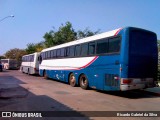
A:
[
  {"left": 21, "top": 52, "right": 40, "bottom": 75},
  {"left": 1, "top": 59, "right": 19, "bottom": 70},
  {"left": 120, "top": 28, "right": 158, "bottom": 91}
]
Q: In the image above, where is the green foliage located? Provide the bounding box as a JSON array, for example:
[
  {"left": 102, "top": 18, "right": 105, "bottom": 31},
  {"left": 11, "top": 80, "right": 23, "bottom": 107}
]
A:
[
  {"left": 43, "top": 31, "right": 54, "bottom": 48},
  {"left": 43, "top": 21, "right": 100, "bottom": 48},
  {"left": 25, "top": 41, "right": 44, "bottom": 54},
  {"left": 77, "top": 28, "right": 100, "bottom": 39},
  {"left": 35, "top": 41, "right": 45, "bottom": 52},
  {"left": 25, "top": 43, "right": 36, "bottom": 54},
  {"left": 43, "top": 22, "right": 77, "bottom": 48},
  {"left": 0, "top": 56, "right": 6, "bottom": 59},
  {"left": 5, "top": 48, "right": 27, "bottom": 61}
]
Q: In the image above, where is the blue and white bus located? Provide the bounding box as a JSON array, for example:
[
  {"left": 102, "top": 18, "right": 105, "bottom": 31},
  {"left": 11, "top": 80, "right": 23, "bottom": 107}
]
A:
[
  {"left": 39, "top": 27, "right": 158, "bottom": 91},
  {"left": 21, "top": 52, "right": 40, "bottom": 75}
]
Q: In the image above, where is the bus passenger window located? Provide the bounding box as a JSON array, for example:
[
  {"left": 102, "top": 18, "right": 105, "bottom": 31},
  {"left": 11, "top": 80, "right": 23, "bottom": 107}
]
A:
[
  {"left": 60, "top": 48, "right": 65, "bottom": 57},
  {"left": 97, "top": 39, "right": 108, "bottom": 54},
  {"left": 108, "top": 37, "right": 121, "bottom": 53},
  {"left": 30, "top": 55, "right": 34, "bottom": 62},
  {"left": 75, "top": 45, "right": 81, "bottom": 57},
  {"left": 56, "top": 49, "right": 61, "bottom": 58},
  {"left": 53, "top": 50, "right": 56, "bottom": 58},
  {"left": 44, "top": 52, "right": 46, "bottom": 59},
  {"left": 69, "top": 46, "right": 75, "bottom": 57},
  {"left": 89, "top": 42, "right": 95, "bottom": 55},
  {"left": 65, "top": 47, "right": 70, "bottom": 57},
  {"left": 51, "top": 50, "right": 54, "bottom": 58},
  {"left": 47, "top": 51, "right": 51, "bottom": 59},
  {"left": 81, "top": 43, "right": 88, "bottom": 56}
]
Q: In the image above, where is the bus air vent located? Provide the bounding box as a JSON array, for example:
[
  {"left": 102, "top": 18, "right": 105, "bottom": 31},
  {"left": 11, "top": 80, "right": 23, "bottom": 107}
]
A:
[{"left": 105, "top": 74, "right": 119, "bottom": 86}]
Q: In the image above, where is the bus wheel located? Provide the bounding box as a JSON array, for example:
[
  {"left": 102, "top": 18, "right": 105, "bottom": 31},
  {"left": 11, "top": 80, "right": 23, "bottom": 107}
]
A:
[
  {"left": 44, "top": 71, "right": 48, "bottom": 79},
  {"left": 79, "top": 74, "right": 88, "bottom": 90},
  {"left": 69, "top": 73, "right": 76, "bottom": 87}
]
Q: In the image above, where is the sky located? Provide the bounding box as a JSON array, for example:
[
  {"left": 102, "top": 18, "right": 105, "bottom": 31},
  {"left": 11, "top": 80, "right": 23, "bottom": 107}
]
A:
[{"left": 0, "top": 0, "right": 160, "bottom": 55}]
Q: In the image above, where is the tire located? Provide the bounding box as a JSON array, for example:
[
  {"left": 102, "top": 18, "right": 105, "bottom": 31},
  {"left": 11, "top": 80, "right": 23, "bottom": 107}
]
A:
[
  {"left": 69, "top": 73, "right": 76, "bottom": 87},
  {"left": 44, "top": 70, "right": 48, "bottom": 79},
  {"left": 79, "top": 74, "right": 88, "bottom": 90}
]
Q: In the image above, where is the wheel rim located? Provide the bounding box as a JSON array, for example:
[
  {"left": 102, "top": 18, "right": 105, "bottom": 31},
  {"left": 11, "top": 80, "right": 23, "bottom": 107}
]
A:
[
  {"left": 70, "top": 75, "right": 75, "bottom": 84},
  {"left": 81, "top": 76, "right": 87, "bottom": 86},
  {"left": 69, "top": 74, "right": 76, "bottom": 86},
  {"left": 80, "top": 74, "right": 88, "bottom": 90}
]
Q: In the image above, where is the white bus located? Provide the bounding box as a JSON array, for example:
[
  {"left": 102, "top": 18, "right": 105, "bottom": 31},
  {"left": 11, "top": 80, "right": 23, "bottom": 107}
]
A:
[
  {"left": 21, "top": 52, "right": 40, "bottom": 75},
  {"left": 0, "top": 59, "right": 19, "bottom": 70}
]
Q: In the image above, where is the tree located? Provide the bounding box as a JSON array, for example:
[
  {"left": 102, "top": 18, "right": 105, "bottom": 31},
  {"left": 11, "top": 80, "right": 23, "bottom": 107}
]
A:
[
  {"left": 77, "top": 28, "right": 100, "bottom": 39},
  {"left": 43, "top": 31, "right": 55, "bottom": 48},
  {"left": 0, "top": 56, "right": 6, "bottom": 59},
  {"left": 34, "top": 41, "right": 45, "bottom": 52},
  {"left": 5, "top": 48, "right": 27, "bottom": 61},
  {"left": 25, "top": 41, "right": 44, "bottom": 54},
  {"left": 43, "top": 22, "right": 100, "bottom": 48},
  {"left": 43, "top": 22, "right": 77, "bottom": 48},
  {"left": 25, "top": 43, "right": 36, "bottom": 54}
]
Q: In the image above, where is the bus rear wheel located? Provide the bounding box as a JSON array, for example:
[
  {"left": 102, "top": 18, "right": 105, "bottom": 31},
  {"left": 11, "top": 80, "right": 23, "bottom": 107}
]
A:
[
  {"left": 69, "top": 73, "right": 76, "bottom": 87},
  {"left": 79, "top": 74, "right": 88, "bottom": 90}
]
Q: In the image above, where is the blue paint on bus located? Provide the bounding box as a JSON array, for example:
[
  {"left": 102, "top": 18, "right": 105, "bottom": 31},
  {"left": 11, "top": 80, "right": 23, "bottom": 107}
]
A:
[{"left": 39, "top": 27, "right": 158, "bottom": 91}]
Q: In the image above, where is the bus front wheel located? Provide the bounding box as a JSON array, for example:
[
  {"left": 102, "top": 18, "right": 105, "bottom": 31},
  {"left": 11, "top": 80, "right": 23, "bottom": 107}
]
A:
[
  {"left": 69, "top": 73, "right": 76, "bottom": 87},
  {"left": 79, "top": 74, "right": 88, "bottom": 90}
]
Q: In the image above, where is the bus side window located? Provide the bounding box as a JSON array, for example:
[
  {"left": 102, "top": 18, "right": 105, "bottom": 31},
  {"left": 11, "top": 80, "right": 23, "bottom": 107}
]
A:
[
  {"left": 31, "top": 55, "right": 34, "bottom": 62},
  {"left": 47, "top": 51, "right": 51, "bottom": 59},
  {"left": 51, "top": 50, "right": 55, "bottom": 59},
  {"left": 60, "top": 48, "right": 65, "bottom": 57},
  {"left": 65, "top": 47, "right": 70, "bottom": 57},
  {"left": 81, "top": 43, "right": 88, "bottom": 56},
  {"left": 75, "top": 45, "right": 81, "bottom": 57},
  {"left": 97, "top": 38, "right": 108, "bottom": 54},
  {"left": 69, "top": 46, "right": 75, "bottom": 57},
  {"left": 88, "top": 42, "right": 95, "bottom": 55},
  {"left": 56, "top": 49, "right": 61, "bottom": 58},
  {"left": 44, "top": 52, "right": 47, "bottom": 59},
  {"left": 108, "top": 37, "right": 121, "bottom": 53}
]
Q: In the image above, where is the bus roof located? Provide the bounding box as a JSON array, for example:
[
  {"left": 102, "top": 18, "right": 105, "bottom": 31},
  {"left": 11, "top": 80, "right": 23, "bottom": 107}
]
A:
[
  {"left": 41, "top": 27, "right": 122, "bottom": 52},
  {"left": 22, "top": 52, "right": 40, "bottom": 57}
]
